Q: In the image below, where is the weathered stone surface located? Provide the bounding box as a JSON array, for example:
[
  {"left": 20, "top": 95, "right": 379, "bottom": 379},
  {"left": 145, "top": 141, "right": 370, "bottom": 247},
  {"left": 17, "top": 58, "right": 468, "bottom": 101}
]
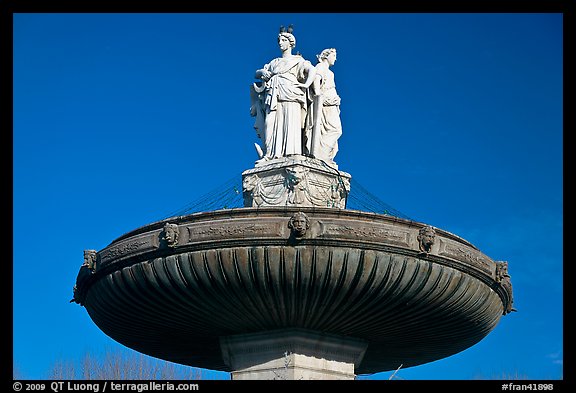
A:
[
  {"left": 220, "top": 328, "right": 367, "bottom": 380},
  {"left": 73, "top": 207, "right": 513, "bottom": 375},
  {"left": 242, "top": 155, "right": 351, "bottom": 208}
]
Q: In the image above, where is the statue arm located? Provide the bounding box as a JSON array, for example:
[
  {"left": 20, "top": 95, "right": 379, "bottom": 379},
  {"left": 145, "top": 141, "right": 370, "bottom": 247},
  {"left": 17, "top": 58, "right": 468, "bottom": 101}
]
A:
[
  {"left": 312, "top": 63, "right": 328, "bottom": 96},
  {"left": 255, "top": 63, "right": 272, "bottom": 81},
  {"left": 300, "top": 61, "right": 317, "bottom": 89},
  {"left": 249, "top": 84, "right": 260, "bottom": 116},
  {"left": 249, "top": 84, "right": 266, "bottom": 141},
  {"left": 311, "top": 73, "right": 322, "bottom": 97}
]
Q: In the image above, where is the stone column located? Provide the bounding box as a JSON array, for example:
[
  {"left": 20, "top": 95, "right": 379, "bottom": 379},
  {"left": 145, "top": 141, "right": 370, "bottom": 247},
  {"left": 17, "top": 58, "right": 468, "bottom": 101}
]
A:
[{"left": 220, "top": 328, "right": 368, "bottom": 380}]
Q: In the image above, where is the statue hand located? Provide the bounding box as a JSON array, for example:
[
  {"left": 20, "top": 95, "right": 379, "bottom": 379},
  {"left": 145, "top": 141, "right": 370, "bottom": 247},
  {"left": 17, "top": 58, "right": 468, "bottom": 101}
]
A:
[{"left": 260, "top": 70, "right": 272, "bottom": 81}]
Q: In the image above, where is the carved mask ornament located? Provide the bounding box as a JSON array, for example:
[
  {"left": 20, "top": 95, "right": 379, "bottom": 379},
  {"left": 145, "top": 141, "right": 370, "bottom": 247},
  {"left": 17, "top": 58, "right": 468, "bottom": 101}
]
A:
[
  {"left": 288, "top": 212, "right": 310, "bottom": 238},
  {"left": 82, "top": 249, "right": 98, "bottom": 272},
  {"left": 417, "top": 226, "right": 436, "bottom": 255},
  {"left": 162, "top": 223, "right": 180, "bottom": 248}
]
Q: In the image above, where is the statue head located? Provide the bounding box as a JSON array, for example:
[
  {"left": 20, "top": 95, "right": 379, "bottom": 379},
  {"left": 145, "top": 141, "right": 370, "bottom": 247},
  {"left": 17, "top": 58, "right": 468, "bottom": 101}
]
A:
[
  {"left": 495, "top": 261, "right": 510, "bottom": 282},
  {"left": 317, "top": 48, "right": 337, "bottom": 64},
  {"left": 285, "top": 166, "right": 308, "bottom": 188},
  {"left": 495, "top": 261, "right": 515, "bottom": 314},
  {"left": 162, "top": 223, "right": 179, "bottom": 248},
  {"left": 278, "top": 25, "right": 296, "bottom": 48},
  {"left": 288, "top": 211, "right": 310, "bottom": 238},
  {"left": 83, "top": 249, "right": 97, "bottom": 272},
  {"left": 243, "top": 174, "right": 259, "bottom": 193},
  {"left": 417, "top": 226, "right": 436, "bottom": 254}
]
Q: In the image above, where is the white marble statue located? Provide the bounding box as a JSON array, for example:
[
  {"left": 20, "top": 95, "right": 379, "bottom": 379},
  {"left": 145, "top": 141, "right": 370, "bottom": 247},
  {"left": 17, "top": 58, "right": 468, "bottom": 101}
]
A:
[
  {"left": 305, "top": 48, "right": 342, "bottom": 167},
  {"left": 250, "top": 25, "right": 317, "bottom": 164}
]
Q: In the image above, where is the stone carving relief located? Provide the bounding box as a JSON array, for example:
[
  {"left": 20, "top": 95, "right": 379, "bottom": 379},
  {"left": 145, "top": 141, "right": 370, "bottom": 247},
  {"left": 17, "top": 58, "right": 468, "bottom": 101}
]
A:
[
  {"left": 188, "top": 222, "right": 271, "bottom": 239},
  {"left": 161, "top": 223, "right": 180, "bottom": 248},
  {"left": 285, "top": 167, "right": 309, "bottom": 205},
  {"left": 331, "top": 177, "right": 349, "bottom": 204},
  {"left": 417, "top": 226, "right": 436, "bottom": 255},
  {"left": 319, "top": 223, "right": 410, "bottom": 248},
  {"left": 243, "top": 162, "right": 349, "bottom": 209},
  {"left": 437, "top": 239, "right": 491, "bottom": 275},
  {"left": 495, "top": 261, "right": 516, "bottom": 315},
  {"left": 82, "top": 249, "right": 98, "bottom": 273},
  {"left": 288, "top": 212, "right": 310, "bottom": 238},
  {"left": 70, "top": 285, "right": 81, "bottom": 304},
  {"left": 71, "top": 249, "right": 98, "bottom": 305},
  {"left": 495, "top": 260, "right": 510, "bottom": 283},
  {"left": 100, "top": 240, "right": 150, "bottom": 263},
  {"left": 243, "top": 174, "right": 264, "bottom": 206}
]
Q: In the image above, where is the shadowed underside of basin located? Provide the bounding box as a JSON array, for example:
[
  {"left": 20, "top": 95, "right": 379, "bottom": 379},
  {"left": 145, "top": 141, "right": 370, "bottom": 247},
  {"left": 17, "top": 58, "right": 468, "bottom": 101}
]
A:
[{"left": 73, "top": 207, "right": 513, "bottom": 375}]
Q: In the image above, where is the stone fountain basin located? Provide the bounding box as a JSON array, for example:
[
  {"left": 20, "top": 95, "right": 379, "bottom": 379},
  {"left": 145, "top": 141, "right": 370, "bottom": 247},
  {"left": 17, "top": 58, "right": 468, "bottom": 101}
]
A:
[{"left": 74, "top": 207, "right": 511, "bottom": 374}]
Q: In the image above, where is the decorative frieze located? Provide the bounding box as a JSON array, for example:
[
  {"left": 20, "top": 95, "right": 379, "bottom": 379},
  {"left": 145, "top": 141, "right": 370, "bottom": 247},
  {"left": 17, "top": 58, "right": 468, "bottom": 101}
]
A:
[
  {"left": 99, "top": 239, "right": 150, "bottom": 264},
  {"left": 317, "top": 221, "right": 411, "bottom": 248},
  {"left": 438, "top": 238, "right": 492, "bottom": 274},
  {"left": 187, "top": 221, "right": 278, "bottom": 242},
  {"left": 242, "top": 156, "right": 351, "bottom": 209}
]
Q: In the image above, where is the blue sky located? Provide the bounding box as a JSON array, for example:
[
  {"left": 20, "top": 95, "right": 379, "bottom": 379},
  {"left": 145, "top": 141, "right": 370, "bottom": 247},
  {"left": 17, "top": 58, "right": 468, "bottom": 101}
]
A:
[{"left": 12, "top": 12, "right": 563, "bottom": 380}]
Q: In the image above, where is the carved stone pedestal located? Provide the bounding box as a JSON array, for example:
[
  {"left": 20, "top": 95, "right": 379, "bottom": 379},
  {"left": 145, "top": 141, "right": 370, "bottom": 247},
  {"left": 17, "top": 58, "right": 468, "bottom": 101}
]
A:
[
  {"left": 220, "top": 328, "right": 368, "bottom": 380},
  {"left": 242, "top": 155, "right": 351, "bottom": 208}
]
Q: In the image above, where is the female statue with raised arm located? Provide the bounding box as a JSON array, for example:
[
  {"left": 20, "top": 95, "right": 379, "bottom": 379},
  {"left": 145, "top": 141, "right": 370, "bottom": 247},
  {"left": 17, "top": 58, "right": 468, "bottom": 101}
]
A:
[
  {"left": 251, "top": 25, "right": 317, "bottom": 164},
  {"left": 305, "top": 48, "right": 342, "bottom": 167}
]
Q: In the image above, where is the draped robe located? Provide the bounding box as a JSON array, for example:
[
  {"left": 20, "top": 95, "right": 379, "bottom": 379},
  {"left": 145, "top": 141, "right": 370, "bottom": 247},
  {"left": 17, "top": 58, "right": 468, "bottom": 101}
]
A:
[{"left": 260, "top": 55, "right": 311, "bottom": 159}]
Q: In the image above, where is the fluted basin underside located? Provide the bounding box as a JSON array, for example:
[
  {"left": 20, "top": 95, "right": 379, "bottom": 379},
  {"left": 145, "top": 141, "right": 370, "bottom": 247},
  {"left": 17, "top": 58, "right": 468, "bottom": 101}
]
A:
[{"left": 76, "top": 207, "right": 511, "bottom": 374}]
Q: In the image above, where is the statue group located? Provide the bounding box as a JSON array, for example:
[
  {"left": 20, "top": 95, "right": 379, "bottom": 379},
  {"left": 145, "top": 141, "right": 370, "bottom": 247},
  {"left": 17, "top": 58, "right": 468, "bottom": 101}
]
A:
[{"left": 250, "top": 25, "right": 342, "bottom": 168}]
